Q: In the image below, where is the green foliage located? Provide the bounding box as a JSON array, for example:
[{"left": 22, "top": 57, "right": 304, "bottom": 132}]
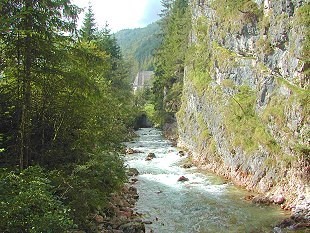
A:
[
  {"left": 211, "top": 0, "right": 262, "bottom": 35},
  {"left": 80, "top": 3, "right": 97, "bottom": 41},
  {"left": 189, "top": 69, "right": 212, "bottom": 95},
  {"left": 165, "top": 81, "right": 184, "bottom": 112},
  {"left": 0, "top": 1, "right": 135, "bottom": 231},
  {"left": 50, "top": 152, "right": 126, "bottom": 227},
  {"left": 294, "top": 3, "right": 310, "bottom": 64},
  {"left": 295, "top": 144, "right": 310, "bottom": 160},
  {"left": 144, "top": 103, "right": 157, "bottom": 125},
  {"left": 225, "top": 86, "right": 279, "bottom": 154},
  {"left": 256, "top": 36, "right": 274, "bottom": 55},
  {"left": 153, "top": 0, "right": 191, "bottom": 125},
  {"left": 115, "top": 23, "right": 161, "bottom": 72},
  {"left": 0, "top": 0, "right": 81, "bottom": 169},
  {"left": 0, "top": 166, "right": 74, "bottom": 233},
  {"left": 262, "top": 78, "right": 310, "bottom": 160},
  {"left": 262, "top": 95, "right": 286, "bottom": 126},
  {"left": 212, "top": 42, "right": 238, "bottom": 70},
  {"left": 0, "top": 2, "right": 134, "bottom": 168}
]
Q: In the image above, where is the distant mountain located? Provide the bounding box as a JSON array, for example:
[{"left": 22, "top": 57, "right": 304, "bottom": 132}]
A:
[{"left": 115, "top": 22, "right": 161, "bottom": 71}]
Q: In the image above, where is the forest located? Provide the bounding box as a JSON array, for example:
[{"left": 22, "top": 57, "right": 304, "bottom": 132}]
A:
[
  {"left": 115, "top": 22, "right": 161, "bottom": 74},
  {"left": 0, "top": 1, "right": 139, "bottom": 231},
  {"left": 0, "top": 0, "right": 190, "bottom": 229}
]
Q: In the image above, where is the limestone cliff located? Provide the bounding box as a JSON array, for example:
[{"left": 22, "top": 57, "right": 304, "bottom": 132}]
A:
[{"left": 177, "top": 0, "right": 309, "bottom": 218}]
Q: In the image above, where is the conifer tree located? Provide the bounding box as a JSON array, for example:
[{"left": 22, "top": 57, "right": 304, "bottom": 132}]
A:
[
  {"left": 0, "top": 0, "right": 79, "bottom": 169},
  {"left": 80, "top": 3, "right": 97, "bottom": 41},
  {"left": 153, "top": 0, "right": 191, "bottom": 124}
]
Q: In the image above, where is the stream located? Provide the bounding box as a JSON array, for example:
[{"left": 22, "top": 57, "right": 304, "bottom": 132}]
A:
[{"left": 125, "top": 128, "right": 290, "bottom": 233}]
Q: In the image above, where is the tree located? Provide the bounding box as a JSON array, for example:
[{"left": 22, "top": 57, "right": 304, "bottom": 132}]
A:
[
  {"left": 0, "top": 0, "right": 79, "bottom": 169},
  {"left": 80, "top": 3, "right": 97, "bottom": 41},
  {"left": 153, "top": 0, "right": 191, "bottom": 124},
  {"left": 0, "top": 1, "right": 137, "bottom": 231}
]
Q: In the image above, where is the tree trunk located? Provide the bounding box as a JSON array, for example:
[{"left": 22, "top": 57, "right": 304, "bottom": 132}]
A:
[{"left": 19, "top": 0, "right": 33, "bottom": 170}]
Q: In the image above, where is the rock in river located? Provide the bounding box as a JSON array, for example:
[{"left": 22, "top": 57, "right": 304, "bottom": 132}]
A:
[
  {"left": 177, "top": 176, "right": 189, "bottom": 182},
  {"left": 119, "top": 221, "right": 145, "bottom": 233},
  {"left": 145, "top": 153, "right": 156, "bottom": 161},
  {"left": 127, "top": 168, "right": 140, "bottom": 177}
]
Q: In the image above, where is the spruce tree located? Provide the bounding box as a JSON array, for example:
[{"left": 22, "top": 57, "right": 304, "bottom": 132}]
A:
[
  {"left": 80, "top": 3, "right": 97, "bottom": 41},
  {"left": 0, "top": 0, "right": 79, "bottom": 169},
  {"left": 153, "top": 0, "right": 191, "bottom": 123}
]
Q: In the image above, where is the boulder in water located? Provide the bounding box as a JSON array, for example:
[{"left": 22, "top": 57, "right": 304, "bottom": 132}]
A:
[
  {"left": 182, "top": 163, "right": 193, "bottom": 168},
  {"left": 178, "top": 150, "right": 185, "bottom": 157},
  {"left": 273, "top": 194, "right": 285, "bottom": 204},
  {"left": 126, "top": 148, "right": 143, "bottom": 154},
  {"left": 145, "top": 152, "right": 156, "bottom": 161},
  {"left": 131, "top": 178, "right": 138, "bottom": 183},
  {"left": 177, "top": 176, "right": 189, "bottom": 182},
  {"left": 127, "top": 168, "right": 139, "bottom": 176}
]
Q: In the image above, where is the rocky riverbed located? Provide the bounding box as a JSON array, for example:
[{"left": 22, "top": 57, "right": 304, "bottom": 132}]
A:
[
  {"left": 123, "top": 128, "right": 303, "bottom": 233},
  {"left": 79, "top": 126, "right": 309, "bottom": 233},
  {"left": 93, "top": 173, "right": 146, "bottom": 233}
]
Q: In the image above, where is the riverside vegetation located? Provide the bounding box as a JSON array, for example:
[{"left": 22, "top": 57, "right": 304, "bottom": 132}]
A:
[{"left": 0, "top": 1, "right": 142, "bottom": 232}]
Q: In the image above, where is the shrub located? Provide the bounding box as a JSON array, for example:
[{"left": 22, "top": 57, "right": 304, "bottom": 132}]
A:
[
  {"left": 0, "top": 166, "right": 74, "bottom": 233},
  {"left": 51, "top": 152, "right": 126, "bottom": 228}
]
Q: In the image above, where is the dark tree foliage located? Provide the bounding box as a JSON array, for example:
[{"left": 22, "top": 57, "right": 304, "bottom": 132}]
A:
[
  {"left": 0, "top": 0, "right": 80, "bottom": 169},
  {"left": 80, "top": 3, "right": 97, "bottom": 41},
  {"left": 152, "top": 0, "right": 191, "bottom": 125},
  {"left": 0, "top": 1, "right": 134, "bottom": 231}
]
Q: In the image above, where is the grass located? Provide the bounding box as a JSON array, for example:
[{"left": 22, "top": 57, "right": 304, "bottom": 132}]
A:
[
  {"left": 224, "top": 85, "right": 281, "bottom": 154},
  {"left": 211, "top": 0, "right": 263, "bottom": 36},
  {"left": 293, "top": 3, "right": 310, "bottom": 63}
]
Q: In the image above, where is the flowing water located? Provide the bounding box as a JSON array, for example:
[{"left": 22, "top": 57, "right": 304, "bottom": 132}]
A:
[{"left": 125, "top": 128, "right": 290, "bottom": 233}]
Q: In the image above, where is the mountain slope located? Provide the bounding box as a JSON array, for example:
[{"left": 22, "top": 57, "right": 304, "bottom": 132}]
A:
[{"left": 115, "top": 22, "right": 161, "bottom": 71}]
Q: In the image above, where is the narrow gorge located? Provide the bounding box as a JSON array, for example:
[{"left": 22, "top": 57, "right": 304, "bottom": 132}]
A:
[{"left": 175, "top": 0, "right": 309, "bottom": 223}]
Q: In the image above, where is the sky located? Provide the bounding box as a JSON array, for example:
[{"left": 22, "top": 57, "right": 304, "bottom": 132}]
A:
[{"left": 71, "top": 0, "right": 163, "bottom": 32}]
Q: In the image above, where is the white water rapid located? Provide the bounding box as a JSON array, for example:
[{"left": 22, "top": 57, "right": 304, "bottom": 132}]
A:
[{"left": 125, "top": 128, "right": 289, "bottom": 233}]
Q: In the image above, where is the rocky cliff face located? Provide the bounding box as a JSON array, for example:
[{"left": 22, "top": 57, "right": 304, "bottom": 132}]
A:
[{"left": 177, "top": 0, "right": 309, "bottom": 217}]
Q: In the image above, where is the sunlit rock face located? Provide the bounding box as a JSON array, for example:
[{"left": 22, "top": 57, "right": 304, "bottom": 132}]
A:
[{"left": 177, "top": 0, "right": 309, "bottom": 216}]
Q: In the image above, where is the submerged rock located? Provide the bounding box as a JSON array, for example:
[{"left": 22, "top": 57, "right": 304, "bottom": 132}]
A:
[
  {"left": 178, "top": 151, "right": 185, "bottom": 157},
  {"left": 244, "top": 195, "right": 255, "bottom": 201},
  {"left": 252, "top": 195, "right": 272, "bottom": 205},
  {"left": 182, "top": 162, "right": 193, "bottom": 168}
]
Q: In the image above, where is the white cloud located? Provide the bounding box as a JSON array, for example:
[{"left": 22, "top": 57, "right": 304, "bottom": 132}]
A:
[{"left": 71, "top": 0, "right": 161, "bottom": 32}]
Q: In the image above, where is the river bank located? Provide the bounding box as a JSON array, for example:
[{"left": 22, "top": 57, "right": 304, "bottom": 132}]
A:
[
  {"left": 88, "top": 180, "right": 145, "bottom": 233},
  {"left": 123, "top": 128, "right": 298, "bottom": 233},
  {"left": 86, "top": 127, "right": 308, "bottom": 233}
]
